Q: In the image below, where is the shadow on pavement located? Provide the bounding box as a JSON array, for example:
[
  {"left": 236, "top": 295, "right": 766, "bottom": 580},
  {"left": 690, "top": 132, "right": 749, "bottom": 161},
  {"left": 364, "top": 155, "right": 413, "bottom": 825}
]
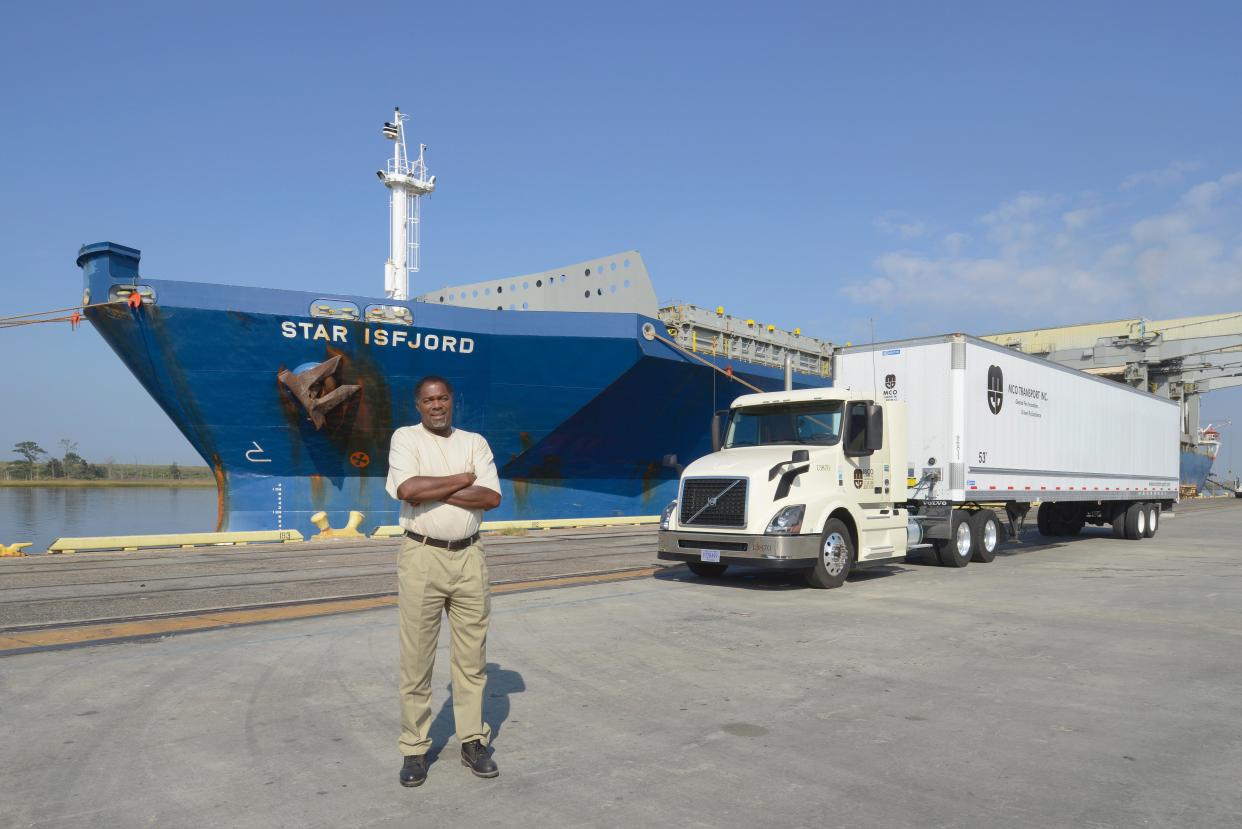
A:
[
  {"left": 426, "top": 662, "right": 525, "bottom": 763},
  {"left": 654, "top": 562, "right": 909, "bottom": 591}
]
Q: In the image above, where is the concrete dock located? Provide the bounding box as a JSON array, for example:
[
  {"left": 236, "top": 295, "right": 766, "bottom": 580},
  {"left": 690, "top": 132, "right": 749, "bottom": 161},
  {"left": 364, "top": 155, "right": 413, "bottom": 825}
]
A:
[{"left": 2, "top": 502, "right": 1241, "bottom": 827}]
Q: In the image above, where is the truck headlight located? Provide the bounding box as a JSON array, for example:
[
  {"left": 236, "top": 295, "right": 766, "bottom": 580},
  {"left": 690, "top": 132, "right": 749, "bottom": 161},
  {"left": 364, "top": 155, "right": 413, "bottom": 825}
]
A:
[
  {"left": 765, "top": 504, "right": 805, "bottom": 535},
  {"left": 660, "top": 500, "right": 678, "bottom": 530}
]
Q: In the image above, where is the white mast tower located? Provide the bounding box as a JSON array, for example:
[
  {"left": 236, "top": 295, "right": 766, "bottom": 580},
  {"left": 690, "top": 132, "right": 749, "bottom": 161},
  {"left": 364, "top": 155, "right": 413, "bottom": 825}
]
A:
[{"left": 378, "top": 107, "right": 436, "bottom": 301}]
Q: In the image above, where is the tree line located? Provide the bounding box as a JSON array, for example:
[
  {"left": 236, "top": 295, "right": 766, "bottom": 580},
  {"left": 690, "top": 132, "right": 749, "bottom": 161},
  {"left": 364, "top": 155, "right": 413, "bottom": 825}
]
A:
[{"left": 5, "top": 440, "right": 210, "bottom": 482}]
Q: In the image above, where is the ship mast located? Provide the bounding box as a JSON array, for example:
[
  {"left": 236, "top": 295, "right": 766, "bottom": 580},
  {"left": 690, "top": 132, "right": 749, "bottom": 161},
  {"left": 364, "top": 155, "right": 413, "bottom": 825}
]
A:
[{"left": 378, "top": 108, "right": 436, "bottom": 301}]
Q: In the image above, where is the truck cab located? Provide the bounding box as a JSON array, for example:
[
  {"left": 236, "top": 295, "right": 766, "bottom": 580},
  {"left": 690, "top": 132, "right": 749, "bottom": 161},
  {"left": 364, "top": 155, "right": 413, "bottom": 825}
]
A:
[{"left": 657, "top": 388, "right": 910, "bottom": 588}]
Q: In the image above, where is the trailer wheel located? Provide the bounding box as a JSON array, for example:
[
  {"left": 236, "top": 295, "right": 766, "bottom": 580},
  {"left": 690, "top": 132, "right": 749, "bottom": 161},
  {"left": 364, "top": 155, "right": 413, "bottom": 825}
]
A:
[
  {"left": 1143, "top": 504, "right": 1159, "bottom": 538},
  {"left": 805, "top": 519, "right": 854, "bottom": 589},
  {"left": 969, "top": 509, "right": 1000, "bottom": 563},
  {"left": 1111, "top": 507, "right": 1127, "bottom": 539},
  {"left": 936, "top": 511, "right": 972, "bottom": 568},
  {"left": 687, "top": 562, "right": 729, "bottom": 578},
  {"left": 1036, "top": 502, "right": 1060, "bottom": 537},
  {"left": 1124, "top": 502, "right": 1146, "bottom": 541}
]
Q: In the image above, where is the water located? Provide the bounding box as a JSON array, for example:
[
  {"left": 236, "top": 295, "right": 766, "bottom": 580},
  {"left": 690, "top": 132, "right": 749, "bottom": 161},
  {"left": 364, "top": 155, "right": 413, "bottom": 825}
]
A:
[{"left": 0, "top": 487, "right": 218, "bottom": 553}]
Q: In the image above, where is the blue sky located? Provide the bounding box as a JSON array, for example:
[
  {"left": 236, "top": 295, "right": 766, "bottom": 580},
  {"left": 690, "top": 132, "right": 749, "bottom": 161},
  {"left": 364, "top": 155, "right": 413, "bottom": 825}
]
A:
[{"left": 2, "top": 1, "right": 1241, "bottom": 475}]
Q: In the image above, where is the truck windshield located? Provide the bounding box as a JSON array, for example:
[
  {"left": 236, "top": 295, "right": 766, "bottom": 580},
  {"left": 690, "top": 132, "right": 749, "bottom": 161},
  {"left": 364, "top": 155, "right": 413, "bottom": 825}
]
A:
[{"left": 724, "top": 401, "right": 844, "bottom": 448}]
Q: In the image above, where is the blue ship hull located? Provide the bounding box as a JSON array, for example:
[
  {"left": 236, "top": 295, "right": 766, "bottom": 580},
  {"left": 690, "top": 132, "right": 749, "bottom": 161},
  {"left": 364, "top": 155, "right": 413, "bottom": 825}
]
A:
[
  {"left": 1179, "top": 446, "right": 1215, "bottom": 490},
  {"left": 80, "top": 243, "right": 830, "bottom": 536}
]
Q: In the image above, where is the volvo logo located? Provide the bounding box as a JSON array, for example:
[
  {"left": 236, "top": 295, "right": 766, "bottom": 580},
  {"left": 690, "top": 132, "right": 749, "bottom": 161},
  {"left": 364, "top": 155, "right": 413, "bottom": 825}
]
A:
[{"left": 987, "top": 365, "right": 1004, "bottom": 415}]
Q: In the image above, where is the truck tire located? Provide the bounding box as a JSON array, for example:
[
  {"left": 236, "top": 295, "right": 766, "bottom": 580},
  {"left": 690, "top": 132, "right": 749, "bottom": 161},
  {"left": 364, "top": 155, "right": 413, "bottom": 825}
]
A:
[
  {"left": 805, "top": 519, "right": 854, "bottom": 589},
  {"left": 936, "top": 510, "right": 972, "bottom": 568},
  {"left": 1036, "top": 502, "right": 1055, "bottom": 536},
  {"left": 1111, "top": 506, "right": 1127, "bottom": 539},
  {"left": 1143, "top": 504, "right": 1159, "bottom": 538},
  {"left": 969, "top": 509, "right": 1000, "bottom": 563},
  {"left": 687, "top": 562, "right": 729, "bottom": 578},
  {"left": 1124, "top": 502, "right": 1146, "bottom": 541}
]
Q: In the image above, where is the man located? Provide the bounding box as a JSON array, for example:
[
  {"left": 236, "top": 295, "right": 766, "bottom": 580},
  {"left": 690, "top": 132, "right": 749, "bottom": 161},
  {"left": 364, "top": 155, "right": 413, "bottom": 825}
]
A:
[{"left": 386, "top": 375, "right": 502, "bottom": 788}]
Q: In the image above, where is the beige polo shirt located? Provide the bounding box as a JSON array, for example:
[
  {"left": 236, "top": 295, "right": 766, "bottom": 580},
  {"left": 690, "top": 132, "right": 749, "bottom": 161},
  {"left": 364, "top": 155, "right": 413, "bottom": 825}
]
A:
[{"left": 385, "top": 424, "right": 501, "bottom": 540}]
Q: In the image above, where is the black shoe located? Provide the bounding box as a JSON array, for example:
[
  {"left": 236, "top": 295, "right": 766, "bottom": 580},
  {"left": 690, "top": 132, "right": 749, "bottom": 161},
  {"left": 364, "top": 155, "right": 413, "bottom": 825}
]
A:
[
  {"left": 399, "top": 754, "right": 428, "bottom": 788},
  {"left": 460, "top": 740, "right": 499, "bottom": 778}
]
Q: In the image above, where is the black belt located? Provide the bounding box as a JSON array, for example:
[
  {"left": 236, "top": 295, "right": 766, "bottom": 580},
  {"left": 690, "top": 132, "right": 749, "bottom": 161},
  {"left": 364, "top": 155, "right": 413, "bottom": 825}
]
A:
[{"left": 405, "top": 531, "right": 480, "bottom": 551}]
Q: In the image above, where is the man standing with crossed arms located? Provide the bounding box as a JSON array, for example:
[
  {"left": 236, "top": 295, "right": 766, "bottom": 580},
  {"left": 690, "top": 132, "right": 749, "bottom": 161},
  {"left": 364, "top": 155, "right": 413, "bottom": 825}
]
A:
[{"left": 386, "top": 375, "right": 502, "bottom": 788}]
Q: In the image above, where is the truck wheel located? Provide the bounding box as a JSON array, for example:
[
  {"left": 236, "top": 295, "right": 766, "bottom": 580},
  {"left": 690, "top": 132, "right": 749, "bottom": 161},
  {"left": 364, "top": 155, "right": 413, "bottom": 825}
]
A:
[
  {"left": 969, "top": 509, "right": 1000, "bottom": 563},
  {"left": 1111, "top": 507, "right": 1127, "bottom": 539},
  {"left": 936, "top": 511, "right": 972, "bottom": 568},
  {"left": 1143, "top": 504, "right": 1159, "bottom": 538},
  {"left": 687, "top": 562, "right": 729, "bottom": 578},
  {"left": 1036, "top": 502, "right": 1061, "bottom": 537},
  {"left": 805, "top": 519, "right": 854, "bottom": 589},
  {"left": 1124, "top": 502, "right": 1146, "bottom": 541}
]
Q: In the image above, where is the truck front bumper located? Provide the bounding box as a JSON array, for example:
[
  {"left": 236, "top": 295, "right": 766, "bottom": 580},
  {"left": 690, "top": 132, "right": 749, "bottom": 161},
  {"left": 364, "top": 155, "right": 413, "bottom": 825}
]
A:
[{"left": 657, "top": 529, "right": 819, "bottom": 569}]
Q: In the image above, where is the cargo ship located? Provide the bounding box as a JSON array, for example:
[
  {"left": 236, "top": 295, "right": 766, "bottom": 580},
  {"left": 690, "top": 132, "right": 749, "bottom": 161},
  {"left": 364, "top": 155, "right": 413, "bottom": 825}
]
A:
[
  {"left": 79, "top": 109, "right": 833, "bottom": 535},
  {"left": 1180, "top": 425, "right": 1221, "bottom": 492}
]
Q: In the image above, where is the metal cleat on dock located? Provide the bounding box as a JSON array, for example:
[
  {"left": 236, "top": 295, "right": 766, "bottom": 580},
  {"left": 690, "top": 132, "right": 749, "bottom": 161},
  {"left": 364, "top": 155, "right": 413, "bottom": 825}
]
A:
[
  {"left": 310, "top": 510, "right": 366, "bottom": 539},
  {"left": 1, "top": 542, "right": 32, "bottom": 557}
]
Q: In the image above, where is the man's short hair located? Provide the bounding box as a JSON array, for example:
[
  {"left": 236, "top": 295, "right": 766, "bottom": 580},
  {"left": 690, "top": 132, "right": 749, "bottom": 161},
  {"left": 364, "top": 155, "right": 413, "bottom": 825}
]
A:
[{"left": 415, "top": 375, "right": 454, "bottom": 399}]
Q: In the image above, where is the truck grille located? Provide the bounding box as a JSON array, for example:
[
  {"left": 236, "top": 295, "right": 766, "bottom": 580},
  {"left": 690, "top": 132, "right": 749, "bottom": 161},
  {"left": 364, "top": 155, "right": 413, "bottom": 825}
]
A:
[{"left": 679, "top": 478, "right": 747, "bottom": 528}]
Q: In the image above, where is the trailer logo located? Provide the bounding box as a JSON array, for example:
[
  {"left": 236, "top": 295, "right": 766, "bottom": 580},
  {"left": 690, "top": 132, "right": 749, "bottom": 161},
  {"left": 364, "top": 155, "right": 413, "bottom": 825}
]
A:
[
  {"left": 882, "top": 373, "right": 899, "bottom": 401},
  {"left": 987, "top": 365, "right": 1004, "bottom": 415}
]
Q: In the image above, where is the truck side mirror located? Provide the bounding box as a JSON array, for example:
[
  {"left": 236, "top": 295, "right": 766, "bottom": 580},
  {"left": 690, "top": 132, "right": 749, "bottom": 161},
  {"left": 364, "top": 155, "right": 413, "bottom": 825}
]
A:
[
  {"left": 865, "top": 404, "right": 884, "bottom": 452},
  {"left": 710, "top": 409, "right": 731, "bottom": 452},
  {"left": 792, "top": 449, "right": 809, "bottom": 463}
]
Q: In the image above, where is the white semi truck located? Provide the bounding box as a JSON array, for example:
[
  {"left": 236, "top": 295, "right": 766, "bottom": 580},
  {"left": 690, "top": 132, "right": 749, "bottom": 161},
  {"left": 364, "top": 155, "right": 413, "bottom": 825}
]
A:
[{"left": 657, "top": 334, "right": 1180, "bottom": 588}]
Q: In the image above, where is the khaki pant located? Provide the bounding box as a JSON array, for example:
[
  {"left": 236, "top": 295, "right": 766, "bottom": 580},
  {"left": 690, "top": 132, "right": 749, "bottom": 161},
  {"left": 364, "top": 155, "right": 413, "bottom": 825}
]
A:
[{"left": 397, "top": 537, "right": 492, "bottom": 756}]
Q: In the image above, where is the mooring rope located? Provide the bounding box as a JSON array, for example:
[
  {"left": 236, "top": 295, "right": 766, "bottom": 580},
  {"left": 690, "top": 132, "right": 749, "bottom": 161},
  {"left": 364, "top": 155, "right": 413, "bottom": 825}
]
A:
[
  {"left": 0, "top": 299, "right": 126, "bottom": 330},
  {"left": 648, "top": 330, "right": 764, "bottom": 393}
]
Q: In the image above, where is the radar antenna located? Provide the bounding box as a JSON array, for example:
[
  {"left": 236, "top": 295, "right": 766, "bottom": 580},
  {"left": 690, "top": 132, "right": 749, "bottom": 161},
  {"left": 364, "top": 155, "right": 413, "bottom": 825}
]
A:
[{"left": 377, "top": 107, "right": 436, "bottom": 300}]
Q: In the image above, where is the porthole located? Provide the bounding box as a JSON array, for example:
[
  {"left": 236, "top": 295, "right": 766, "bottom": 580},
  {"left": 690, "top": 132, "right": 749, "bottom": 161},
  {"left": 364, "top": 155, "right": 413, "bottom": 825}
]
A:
[
  {"left": 496, "top": 305, "right": 503, "bottom": 310},
  {"left": 497, "top": 286, "right": 502, "bottom": 294},
  {"left": 584, "top": 268, "right": 591, "bottom": 276},
  {"left": 536, "top": 279, "right": 542, "bottom": 287},
  {"left": 623, "top": 280, "right": 630, "bottom": 288},
  {"left": 439, "top": 295, "right": 444, "bottom": 302},
  {"left": 485, "top": 287, "right": 491, "bottom": 296},
  {"left": 449, "top": 293, "right": 456, "bottom": 301},
  {"left": 597, "top": 288, "right": 602, "bottom": 296},
  {"left": 522, "top": 302, "right": 528, "bottom": 309},
  {"left": 584, "top": 290, "right": 590, "bottom": 298},
  {"left": 510, "top": 284, "right": 516, "bottom": 292},
  {"left": 610, "top": 262, "right": 617, "bottom": 271},
  {"left": 523, "top": 282, "right": 529, "bottom": 289},
  {"left": 472, "top": 290, "right": 479, "bottom": 298}
]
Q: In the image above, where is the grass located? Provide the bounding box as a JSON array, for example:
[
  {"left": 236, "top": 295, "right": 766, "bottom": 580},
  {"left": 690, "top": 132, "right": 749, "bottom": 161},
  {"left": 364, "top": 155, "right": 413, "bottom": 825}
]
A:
[{"left": 0, "top": 478, "right": 216, "bottom": 488}]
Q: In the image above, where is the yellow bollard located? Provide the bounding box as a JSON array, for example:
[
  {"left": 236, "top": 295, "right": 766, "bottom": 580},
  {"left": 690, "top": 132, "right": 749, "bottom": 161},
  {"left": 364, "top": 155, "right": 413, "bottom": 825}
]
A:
[
  {"left": 310, "top": 510, "right": 366, "bottom": 539},
  {"left": 1, "top": 542, "right": 32, "bottom": 557}
]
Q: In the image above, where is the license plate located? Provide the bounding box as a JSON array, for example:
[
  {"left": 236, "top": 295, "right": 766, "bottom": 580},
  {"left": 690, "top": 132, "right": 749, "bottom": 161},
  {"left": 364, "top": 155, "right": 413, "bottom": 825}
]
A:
[{"left": 700, "top": 549, "right": 721, "bottom": 563}]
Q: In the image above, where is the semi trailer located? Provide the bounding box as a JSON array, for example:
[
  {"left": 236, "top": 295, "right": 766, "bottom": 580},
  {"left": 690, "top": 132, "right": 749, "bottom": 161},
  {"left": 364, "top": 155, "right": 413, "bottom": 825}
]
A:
[{"left": 657, "top": 334, "right": 1180, "bottom": 588}]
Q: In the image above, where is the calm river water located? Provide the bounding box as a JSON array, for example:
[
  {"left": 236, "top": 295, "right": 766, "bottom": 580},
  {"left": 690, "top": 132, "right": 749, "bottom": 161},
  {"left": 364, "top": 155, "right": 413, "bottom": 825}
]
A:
[{"left": 0, "top": 486, "right": 218, "bottom": 553}]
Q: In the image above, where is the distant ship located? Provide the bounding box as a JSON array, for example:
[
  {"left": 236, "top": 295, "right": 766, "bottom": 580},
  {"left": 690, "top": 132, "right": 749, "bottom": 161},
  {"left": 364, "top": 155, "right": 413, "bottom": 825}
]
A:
[
  {"left": 1180, "top": 425, "right": 1221, "bottom": 492},
  {"left": 79, "top": 109, "right": 833, "bottom": 535}
]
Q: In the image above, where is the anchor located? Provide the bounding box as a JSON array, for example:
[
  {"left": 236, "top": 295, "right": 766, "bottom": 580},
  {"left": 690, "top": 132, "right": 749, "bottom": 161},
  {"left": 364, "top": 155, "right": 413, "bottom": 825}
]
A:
[
  {"left": 310, "top": 510, "right": 366, "bottom": 539},
  {"left": 277, "top": 355, "right": 360, "bottom": 430}
]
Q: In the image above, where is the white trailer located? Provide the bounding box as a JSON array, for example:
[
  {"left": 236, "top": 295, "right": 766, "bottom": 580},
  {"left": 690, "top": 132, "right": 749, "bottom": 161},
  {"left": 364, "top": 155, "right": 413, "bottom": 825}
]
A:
[{"left": 657, "top": 334, "right": 1179, "bottom": 587}]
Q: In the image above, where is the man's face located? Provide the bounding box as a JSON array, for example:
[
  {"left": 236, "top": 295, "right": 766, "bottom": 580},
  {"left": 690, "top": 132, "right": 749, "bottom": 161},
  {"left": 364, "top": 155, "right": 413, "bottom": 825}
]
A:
[{"left": 415, "top": 382, "right": 453, "bottom": 432}]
